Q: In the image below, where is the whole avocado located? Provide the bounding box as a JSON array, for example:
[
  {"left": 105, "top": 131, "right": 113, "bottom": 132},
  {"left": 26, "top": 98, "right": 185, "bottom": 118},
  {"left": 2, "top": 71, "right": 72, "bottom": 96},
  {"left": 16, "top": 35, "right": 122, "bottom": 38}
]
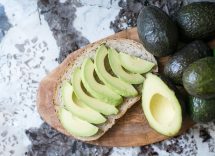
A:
[
  {"left": 164, "top": 40, "right": 211, "bottom": 84},
  {"left": 183, "top": 57, "right": 215, "bottom": 99},
  {"left": 176, "top": 2, "right": 215, "bottom": 40},
  {"left": 189, "top": 96, "right": 215, "bottom": 122},
  {"left": 137, "top": 6, "right": 178, "bottom": 57}
]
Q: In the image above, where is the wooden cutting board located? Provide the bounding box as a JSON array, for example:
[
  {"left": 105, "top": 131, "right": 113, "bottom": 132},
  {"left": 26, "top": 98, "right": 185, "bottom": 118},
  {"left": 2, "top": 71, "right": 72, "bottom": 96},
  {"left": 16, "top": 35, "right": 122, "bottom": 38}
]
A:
[{"left": 37, "top": 27, "right": 215, "bottom": 147}]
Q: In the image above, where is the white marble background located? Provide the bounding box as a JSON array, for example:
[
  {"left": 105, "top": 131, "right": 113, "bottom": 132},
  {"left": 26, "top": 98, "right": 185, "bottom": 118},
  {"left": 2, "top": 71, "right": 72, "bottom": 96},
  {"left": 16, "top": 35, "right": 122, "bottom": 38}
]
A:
[
  {"left": 0, "top": 0, "right": 214, "bottom": 156},
  {"left": 0, "top": 0, "right": 59, "bottom": 155}
]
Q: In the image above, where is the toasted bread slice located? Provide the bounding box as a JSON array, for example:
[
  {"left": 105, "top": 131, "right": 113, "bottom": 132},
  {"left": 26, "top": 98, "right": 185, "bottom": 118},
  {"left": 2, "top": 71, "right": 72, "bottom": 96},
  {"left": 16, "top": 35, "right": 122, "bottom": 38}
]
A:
[{"left": 54, "top": 38, "right": 158, "bottom": 141}]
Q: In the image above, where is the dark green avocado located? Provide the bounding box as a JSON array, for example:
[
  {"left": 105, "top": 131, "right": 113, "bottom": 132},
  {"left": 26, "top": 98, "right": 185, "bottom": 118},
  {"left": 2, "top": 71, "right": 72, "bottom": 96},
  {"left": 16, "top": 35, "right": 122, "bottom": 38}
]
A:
[
  {"left": 176, "top": 2, "right": 215, "bottom": 40},
  {"left": 164, "top": 40, "right": 211, "bottom": 84},
  {"left": 137, "top": 6, "right": 178, "bottom": 57},
  {"left": 188, "top": 96, "right": 215, "bottom": 122},
  {"left": 183, "top": 57, "right": 215, "bottom": 99}
]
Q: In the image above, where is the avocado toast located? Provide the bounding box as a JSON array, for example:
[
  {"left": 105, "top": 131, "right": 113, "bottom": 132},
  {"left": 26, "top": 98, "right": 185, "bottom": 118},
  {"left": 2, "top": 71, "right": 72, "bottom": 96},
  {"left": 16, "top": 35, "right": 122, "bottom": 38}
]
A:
[{"left": 54, "top": 39, "right": 158, "bottom": 141}]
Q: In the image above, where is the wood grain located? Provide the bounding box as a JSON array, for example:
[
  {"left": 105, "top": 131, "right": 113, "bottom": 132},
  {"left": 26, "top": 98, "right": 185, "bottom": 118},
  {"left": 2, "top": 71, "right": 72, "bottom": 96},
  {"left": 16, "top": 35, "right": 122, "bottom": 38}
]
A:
[{"left": 37, "top": 27, "right": 199, "bottom": 147}]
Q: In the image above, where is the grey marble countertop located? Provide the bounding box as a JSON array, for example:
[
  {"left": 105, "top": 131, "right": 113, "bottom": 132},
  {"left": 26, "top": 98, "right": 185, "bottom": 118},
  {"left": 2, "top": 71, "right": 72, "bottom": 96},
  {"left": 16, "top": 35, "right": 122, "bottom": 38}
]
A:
[{"left": 0, "top": 0, "right": 214, "bottom": 156}]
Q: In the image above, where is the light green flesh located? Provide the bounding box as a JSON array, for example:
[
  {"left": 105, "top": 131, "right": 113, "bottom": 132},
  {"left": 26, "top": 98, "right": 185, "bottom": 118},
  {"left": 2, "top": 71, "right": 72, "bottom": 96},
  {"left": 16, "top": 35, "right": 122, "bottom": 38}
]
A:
[
  {"left": 108, "top": 48, "right": 144, "bottom": 84},
  {"left": 62, "top": 81, "right": 106, "bottom": 124},
  {"left": 119, "top": 52, "right": 155, "bottom": 74},
  {"left": 95, "top": 45, "right": 138, "bottom": 97},
  {"left": 58, "top": 107, "right": 98, "bottom": 137},
  {"left": 72, "top": 68, "right": 118, "bottom": 116},
  {"left": 142, "top": 73, "right": 182, "bottom": 136},
  {"left": 81, "top": 58, "right": 122, "bottom": 106}
]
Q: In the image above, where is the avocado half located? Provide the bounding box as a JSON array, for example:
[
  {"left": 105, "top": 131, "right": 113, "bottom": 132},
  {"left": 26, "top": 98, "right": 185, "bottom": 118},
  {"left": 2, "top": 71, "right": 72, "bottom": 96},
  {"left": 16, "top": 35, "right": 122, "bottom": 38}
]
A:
[{"left": 142, "top": 73, "right": 182, "bottom": 136}]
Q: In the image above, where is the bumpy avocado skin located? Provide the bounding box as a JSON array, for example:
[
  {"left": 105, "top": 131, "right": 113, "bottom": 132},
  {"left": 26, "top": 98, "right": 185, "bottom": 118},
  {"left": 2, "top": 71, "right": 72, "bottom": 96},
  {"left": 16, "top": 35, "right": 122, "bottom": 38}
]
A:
[
  {"left": 183, "top": 57, "right": 215, "bottom": 99},
  {"left": 137, "top": 6, "right": 178, "bottom": 57},
  {"left": 189, "top": 96, "right": 215, "bottom": 122},
  {"left": 176, "top": 2, "right": 215, "bottom": 40},
  {"left": 164, "top": 40, "right": 211, "bottom": 84}
]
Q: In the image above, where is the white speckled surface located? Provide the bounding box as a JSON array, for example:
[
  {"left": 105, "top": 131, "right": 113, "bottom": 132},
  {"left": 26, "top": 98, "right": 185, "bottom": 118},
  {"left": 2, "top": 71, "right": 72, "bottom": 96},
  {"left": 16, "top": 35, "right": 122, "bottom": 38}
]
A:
[
  {"left": 0, "top": 1, "right": 59, "bottom": 155},
  {"left": 0, "top": 0, "right": 214, "bottom": 156},
  {"left": 74, "top": 0, "right": 120, "bottom": 42}
]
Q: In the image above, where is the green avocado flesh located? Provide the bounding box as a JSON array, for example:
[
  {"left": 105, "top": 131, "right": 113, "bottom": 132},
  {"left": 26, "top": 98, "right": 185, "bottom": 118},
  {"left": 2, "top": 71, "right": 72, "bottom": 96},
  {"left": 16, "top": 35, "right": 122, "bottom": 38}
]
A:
[
  {"left": 81, "top": 58, "right": 122, "bottom": 106},
  {"left": 142, "top": 73, "right": 182, "bottom": 136},
  {"left": 95, "top": 45, "right": 138, "bottom": 97},
  {"left": 62, "top": 81, "right": 106, "bottom": 124},
  {"left": 108, "top": 48, "right": 145, "bottom": 84},
  {"left": 119, "top": 52, "right": 155, "bottom": 74},
  {"left": 188, "top": 96, "right": 215, "bottom": 123},
  {"left": 58, "top": 107, "right": 98, "bottom": 137},
  {"left": 72, "top": 68, "right": 118, "bottom": 115}
]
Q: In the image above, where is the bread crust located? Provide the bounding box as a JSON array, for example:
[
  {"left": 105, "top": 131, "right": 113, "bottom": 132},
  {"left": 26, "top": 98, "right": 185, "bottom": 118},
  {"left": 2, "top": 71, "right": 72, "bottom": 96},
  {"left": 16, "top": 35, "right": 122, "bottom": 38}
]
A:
[{"left": 53, "top": 38, "right": 157, "bottom": 141}]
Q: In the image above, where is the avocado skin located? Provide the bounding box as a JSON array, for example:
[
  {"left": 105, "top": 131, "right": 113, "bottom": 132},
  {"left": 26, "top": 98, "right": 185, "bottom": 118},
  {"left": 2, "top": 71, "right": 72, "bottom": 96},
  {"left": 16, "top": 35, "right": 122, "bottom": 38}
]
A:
[
  {"left": 164, "top": 40, "right": 211, "bottom": 84},
  {"left": 176, "top": 2, "right": 215, "bottom": 40},
  {"left": 188, "top": 96, "right": 215, "bottom": 122},
  {"left": 159, "top": 75, "right": 186, "bottom": 117},
  {"left": 183, "top": 57, "right": 215, "bottom": 99},
  {"left": 137, "top": 6, "right": 178, "bottom": 57}
]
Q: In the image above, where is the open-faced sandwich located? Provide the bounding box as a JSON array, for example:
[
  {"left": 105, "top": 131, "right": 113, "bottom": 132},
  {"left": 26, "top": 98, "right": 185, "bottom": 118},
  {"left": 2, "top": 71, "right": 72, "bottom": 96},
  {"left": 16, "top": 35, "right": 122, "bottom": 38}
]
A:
[{"left": 54, "top": 39, "right": 158, "bottom": 141}]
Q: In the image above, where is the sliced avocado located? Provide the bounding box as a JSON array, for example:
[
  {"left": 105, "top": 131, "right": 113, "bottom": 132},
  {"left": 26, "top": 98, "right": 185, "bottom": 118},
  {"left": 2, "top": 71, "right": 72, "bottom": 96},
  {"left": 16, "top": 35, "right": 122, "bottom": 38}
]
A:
[
  {"left": 81, "top": 58, "right": 122, "bottom": 106},
  {"left": 188, "top": 96, "right": 215, "bottom": 123},
  {"left": 95, "top": 45, "right": 138, "bottom": 97},
  {"left": 119, "top": 52, "right": 155, "bottom": 74},
  {"left": 72, "top": 68, "right": 118, "bottom": 115},
  {"left": 108, "top": 48, "right": 144, "bottom": 84},
  {"left": 164, "top": 40, "right": 211, "bottom": 84},
  {"left": 62, "top": 81, "right": 106, "bottom": 124},
  {"left": 142, "top": 73, "right": 182, "bottom": 136},
  {"left": 182, "top": 57, "right": 215, "bottom": 99},
  {"left": 58, "top": 107, "right": 98, "bottom": 137}
]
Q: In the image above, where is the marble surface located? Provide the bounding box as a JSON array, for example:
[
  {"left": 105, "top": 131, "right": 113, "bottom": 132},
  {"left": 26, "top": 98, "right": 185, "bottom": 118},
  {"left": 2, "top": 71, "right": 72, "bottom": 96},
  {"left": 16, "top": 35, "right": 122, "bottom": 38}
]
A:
[{"left": 0, "top": 0, "right": 214, "bottom": 156}]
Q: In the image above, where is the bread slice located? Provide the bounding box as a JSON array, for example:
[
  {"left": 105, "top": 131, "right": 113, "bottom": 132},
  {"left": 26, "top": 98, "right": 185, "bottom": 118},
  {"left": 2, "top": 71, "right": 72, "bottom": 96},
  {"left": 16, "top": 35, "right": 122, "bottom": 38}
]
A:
[{"left": 54, "top": 38, "right": 158, "bottom": 141}]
